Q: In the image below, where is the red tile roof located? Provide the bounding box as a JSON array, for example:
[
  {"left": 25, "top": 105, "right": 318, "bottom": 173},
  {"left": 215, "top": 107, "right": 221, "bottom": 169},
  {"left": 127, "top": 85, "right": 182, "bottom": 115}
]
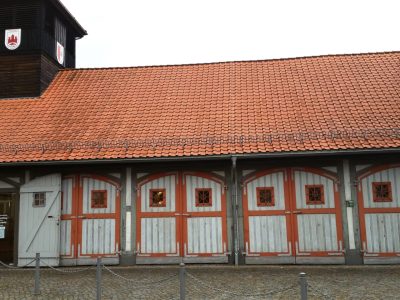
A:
[{"left": 0, "top": 51, "right": 399, "bottom": 163}]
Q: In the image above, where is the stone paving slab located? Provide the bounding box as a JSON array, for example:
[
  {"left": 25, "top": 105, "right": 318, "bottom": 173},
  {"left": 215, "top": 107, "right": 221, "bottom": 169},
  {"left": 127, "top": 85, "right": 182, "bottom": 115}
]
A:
[{"left": 0, "top": 265, "right": 399, "bottom": 299}]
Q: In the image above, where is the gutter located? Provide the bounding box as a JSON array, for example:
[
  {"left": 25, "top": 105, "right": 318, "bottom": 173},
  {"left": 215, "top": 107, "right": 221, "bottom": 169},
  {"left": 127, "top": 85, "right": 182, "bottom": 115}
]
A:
[{"left": 0, "top": 148, "right": 399, "bottom": 167}]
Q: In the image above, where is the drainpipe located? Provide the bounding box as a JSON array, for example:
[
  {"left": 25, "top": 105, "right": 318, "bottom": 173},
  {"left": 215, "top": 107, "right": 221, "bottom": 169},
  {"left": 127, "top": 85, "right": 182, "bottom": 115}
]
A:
[{"left": 231, "top": 156, "right": 239, "bottom": 266}]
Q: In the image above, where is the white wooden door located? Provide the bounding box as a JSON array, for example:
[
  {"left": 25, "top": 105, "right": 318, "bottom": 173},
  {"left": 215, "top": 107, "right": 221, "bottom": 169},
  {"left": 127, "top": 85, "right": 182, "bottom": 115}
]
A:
[
  {"left": 19, "top": 174, "right": 62, "bottom": 266},
  {"left": 358, "top": 166, "right": 400, "bottom": 260},
  {"left": 183, "top": 174, "right": 227, "bottom": 258},
  {"left": 292, "top": 169, "right": 344, "bottom": 261},
  {"left": 60, "top": 175, "right": 121, "bottom": 265},
  {"left": 243, "top": 168, "right": 344, "bottom": 264},
  {"left": 243, "top": 170, "right": 293, "bottom": 262},
  {"left": 137, "top": 173, "right": 179, "bottom": 257},
  {"left": 79, "top": 176, "right": 120, "bottom": 257}
]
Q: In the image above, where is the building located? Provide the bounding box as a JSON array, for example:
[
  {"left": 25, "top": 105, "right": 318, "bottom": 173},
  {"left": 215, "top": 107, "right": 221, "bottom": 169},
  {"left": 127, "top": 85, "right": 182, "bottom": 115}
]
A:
[{"left": 0, "top": 0, "right": 399, "bottom": 266}]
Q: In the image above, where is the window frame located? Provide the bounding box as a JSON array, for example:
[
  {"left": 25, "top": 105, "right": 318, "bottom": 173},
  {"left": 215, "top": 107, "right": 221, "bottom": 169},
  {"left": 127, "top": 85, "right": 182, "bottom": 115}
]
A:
[
  {"left": 91, "top": 190, "right": 108, "bottom": 209},
  {"left": 195, "top": 188, "right": 213, "bottom": 207},
  {"left": 256, "top": 187, "right": 275, "bottom": 207},
  {"left": 33, "top": 192, "right": 46, "bottom": 207},
  {"left": 372, "top": 182, "right": 393, "bottom": 203},
  {"left": 305, "top": 184, "right": 325, "bottom": 205},
  {"left": 149, "top": 188, "right": 167, "bottom": 207}
]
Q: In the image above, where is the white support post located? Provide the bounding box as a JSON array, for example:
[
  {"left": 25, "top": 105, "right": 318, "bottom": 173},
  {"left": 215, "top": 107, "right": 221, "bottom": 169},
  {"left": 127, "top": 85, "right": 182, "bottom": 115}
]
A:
[
  {"left": 343, "top": 160, "right": 356, "bottom": 250},
  {"left": 125, "top": 167, "right": 132, "bottom": 206},
  {"left": 125, "top": 167, "right": 132, "bottom": 252},
  {"left": 125, "top": 211, "right": 131, "bottom": 252}
]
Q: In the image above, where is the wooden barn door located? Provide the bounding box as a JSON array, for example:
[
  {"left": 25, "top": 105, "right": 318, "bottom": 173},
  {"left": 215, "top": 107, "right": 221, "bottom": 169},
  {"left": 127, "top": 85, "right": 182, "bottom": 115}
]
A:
[
  {"left": 19, "top": 174, "right": 62, "bottom": 266},
  {"left": 60, "top": 175, "right": 120, "bottom": 265},
  {"left": 243, "top": 168, "right": 344, "bottom": 264},
  {"left": 136, "top": 173, "right": 180, "bottom": 262},
  {"left": 136, "top": 172, "right": 228, "bottom": 263},
  {"left": 291, "top": 168, "right": 344, "bottom": 263},
  {"left": 243, "top": 169, "right": 294, "bottom": 263},
  {"left": 183, "top": 173, "right": 228, "bottom": 262},
  {"left": 358, "top": 166, "right": 400, "bottom": 263}
]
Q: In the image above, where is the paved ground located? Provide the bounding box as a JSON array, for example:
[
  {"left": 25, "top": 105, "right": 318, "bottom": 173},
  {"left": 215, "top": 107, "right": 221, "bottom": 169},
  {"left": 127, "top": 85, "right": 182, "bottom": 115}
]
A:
[{"left": 0, "top": 265, "right": 399, "bottom": 299}]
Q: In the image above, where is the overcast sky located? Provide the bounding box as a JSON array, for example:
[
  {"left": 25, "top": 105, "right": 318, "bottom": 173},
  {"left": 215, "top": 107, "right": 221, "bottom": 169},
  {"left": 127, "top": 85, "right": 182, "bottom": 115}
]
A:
[{"left": 62, "top": 0, "right": 400, "bottom": 68}]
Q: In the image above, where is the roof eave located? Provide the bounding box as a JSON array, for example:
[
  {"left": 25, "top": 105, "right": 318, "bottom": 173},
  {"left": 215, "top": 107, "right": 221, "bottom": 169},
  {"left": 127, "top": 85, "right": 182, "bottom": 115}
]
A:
[
  {"left": 0, "top": 148, "right": 399, "bottom": 167},
  {"left": 49, "top": 0, "right": 87, "bottom": 37}
]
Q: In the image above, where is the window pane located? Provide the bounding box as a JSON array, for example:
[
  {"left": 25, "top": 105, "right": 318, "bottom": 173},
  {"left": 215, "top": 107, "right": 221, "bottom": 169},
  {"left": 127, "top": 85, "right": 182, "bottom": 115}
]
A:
[
  {"left": 196, "top": 189, "right": 212, "bottom": 207},
  {"left": 256, "top": 187, "right": 275, "bottom": 207},
  {"left": 150, "top": 189, "right": 166, "bottom": 207},
  {"left": 33, "top": 192, "right": 46, "bottom": 207},
  {"left": 373, "top": 182, "right": 392, "bottom": 202},
  {"left": 306, "top": 185, "right": 324, "bottom": 205},
  {"left": 91, "top": 190, "right": 107, "bottom": 208}
]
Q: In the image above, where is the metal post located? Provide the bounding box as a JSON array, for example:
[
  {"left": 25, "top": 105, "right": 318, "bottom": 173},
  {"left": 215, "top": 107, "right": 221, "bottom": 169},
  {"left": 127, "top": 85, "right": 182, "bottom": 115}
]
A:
[
  {"left": 34, "top": 253, "right": 40, "bottom": 295},
  {"left": 179, "top": 262, "right": 186, "bottom": 300},
  {"left": 299, "top": 272, "right": 308, "bottom": 300},
  {"left": 96, "top": 257, "right": 102, "bottom": 300}
]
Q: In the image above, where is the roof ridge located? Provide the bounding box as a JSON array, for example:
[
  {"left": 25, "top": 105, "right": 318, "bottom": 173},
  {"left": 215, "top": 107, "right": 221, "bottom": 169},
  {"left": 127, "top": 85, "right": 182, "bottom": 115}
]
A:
[{"left": 63, "top": 50, "right": 400, "bottom": 72}]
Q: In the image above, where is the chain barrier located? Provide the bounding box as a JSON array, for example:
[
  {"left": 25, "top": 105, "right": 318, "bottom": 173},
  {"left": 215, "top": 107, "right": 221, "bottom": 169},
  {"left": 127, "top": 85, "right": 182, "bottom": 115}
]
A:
[
  {"left": 308, "top": 283, "right": 334, "bottom": 299},
  {"left": 40, "top": 259, "right": 96, "bottom": 273},
  {"left": 102, "top": 264, "right": 177, "bottom": 287},
  {"left": 186, "top": 271, "right": 297, "bottom": 297},
  {"left": 1, "top": 255, "right": 338, "bottom": 299},
  {"left": 0, "top": 259, "right": 36, "bottom": 269}
]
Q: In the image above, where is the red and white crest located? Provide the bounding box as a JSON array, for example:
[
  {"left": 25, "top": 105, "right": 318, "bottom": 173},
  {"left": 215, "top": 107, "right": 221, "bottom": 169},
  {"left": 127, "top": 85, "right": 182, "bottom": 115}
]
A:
[
  {"left": 5, "top": 29, "right": 21, "bottom": 50},
  {"left": 56, "top": 42, "right": 65, "bottom": 65}
]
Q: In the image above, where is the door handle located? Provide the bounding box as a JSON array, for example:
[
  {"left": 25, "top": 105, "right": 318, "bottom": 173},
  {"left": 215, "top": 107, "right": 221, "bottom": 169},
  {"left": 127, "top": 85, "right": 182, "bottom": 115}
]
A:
[
  {"left": 77, "top": 215, "right": 86, "bottom": 219},
  {"left": 284, "top": 211, "right": 291, "bottom": 214},
  {"left": 182, "top": 213, "right": 191, "bottom": 217}
]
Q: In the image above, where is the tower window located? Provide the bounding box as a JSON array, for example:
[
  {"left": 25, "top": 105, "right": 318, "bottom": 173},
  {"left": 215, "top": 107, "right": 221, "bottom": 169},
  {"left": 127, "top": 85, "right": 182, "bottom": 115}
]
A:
[
  {"left": 372, "top": 182, "right": 392, "bottom": 202},
  {"left": 305, "top": 185, "right": 325, "bottom": 205},
  {"left": 256, "top": 187, "right": 275, "bottom": 207},
  {"left": 150, "top": 189, "right": 166, "bottom": 207}
]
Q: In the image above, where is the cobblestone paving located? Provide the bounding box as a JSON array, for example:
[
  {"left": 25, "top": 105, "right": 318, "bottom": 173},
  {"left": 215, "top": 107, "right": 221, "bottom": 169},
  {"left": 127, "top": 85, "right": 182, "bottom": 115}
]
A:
[{"left": 0, "top": 265, "right": 399, "bottom": 299}]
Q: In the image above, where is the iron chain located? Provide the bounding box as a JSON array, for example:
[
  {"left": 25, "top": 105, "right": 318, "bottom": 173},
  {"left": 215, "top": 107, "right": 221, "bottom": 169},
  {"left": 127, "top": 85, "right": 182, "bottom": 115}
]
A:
[
  {"left": 0, "top": 259, "right": 36, "bottom": 269},
  {"left": 102, "top": 264, "right": 177, "bottom": 286},
  {"left": 40, "top": 259, "right": 96, "bottom": 273}
]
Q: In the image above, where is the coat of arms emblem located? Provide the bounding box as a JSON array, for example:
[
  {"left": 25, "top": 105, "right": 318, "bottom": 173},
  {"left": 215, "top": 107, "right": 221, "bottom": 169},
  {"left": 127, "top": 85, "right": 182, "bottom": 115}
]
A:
[
  {"left": 5, "top": 29, "right": 21, "bottom": 50},
  {"left": 56, "top": 42, "right": 65, "bottom": 65}
]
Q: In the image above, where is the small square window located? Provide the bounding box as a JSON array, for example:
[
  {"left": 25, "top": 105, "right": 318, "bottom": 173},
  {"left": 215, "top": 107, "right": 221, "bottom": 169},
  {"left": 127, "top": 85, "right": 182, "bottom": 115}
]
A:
[
  {"left": 372, "top": 182, "right": 392, "bottom": 202},
  {"left": 305, "top": 185, "right": 325, "bottom": 205},
  {"left": 33, "top": 192, "right": 46, "bottom": 207},
  {"left": 91, "top": 190, "right": 107, "bottom": 209},
  {"left": 256, "top": 187, "right": 275, "bottom": 207},
  {"left": 195, "top": 188, "right": 212, "bottom": 207},
  {"left": 150, "top": 189, "right": 166, "bottom": 207}
]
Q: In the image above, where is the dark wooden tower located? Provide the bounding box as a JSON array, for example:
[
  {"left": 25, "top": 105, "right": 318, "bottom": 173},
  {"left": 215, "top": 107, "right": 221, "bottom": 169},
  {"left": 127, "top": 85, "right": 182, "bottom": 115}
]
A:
[{"left": 0, "top": 0, "right": 86, "bottom": 99}]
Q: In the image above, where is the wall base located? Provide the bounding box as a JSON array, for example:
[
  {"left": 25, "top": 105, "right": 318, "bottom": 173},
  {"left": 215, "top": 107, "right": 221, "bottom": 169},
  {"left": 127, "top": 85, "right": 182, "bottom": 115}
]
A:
[{"left": 345, "top": 250, "right": 363, "bottom": 265}]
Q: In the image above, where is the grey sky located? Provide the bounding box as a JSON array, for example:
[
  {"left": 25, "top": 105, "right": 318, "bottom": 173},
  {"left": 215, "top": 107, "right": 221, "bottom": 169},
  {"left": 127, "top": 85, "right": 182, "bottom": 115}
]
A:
[{"left": 62, "top": 0, "right": 400, "bottom": 68}]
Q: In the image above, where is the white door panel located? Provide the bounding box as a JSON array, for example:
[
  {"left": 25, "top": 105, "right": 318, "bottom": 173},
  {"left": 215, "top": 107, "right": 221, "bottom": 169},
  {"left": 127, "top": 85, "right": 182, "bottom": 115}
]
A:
[{"left": 19, "top": 174, "right": 61, "bottom": 266}]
